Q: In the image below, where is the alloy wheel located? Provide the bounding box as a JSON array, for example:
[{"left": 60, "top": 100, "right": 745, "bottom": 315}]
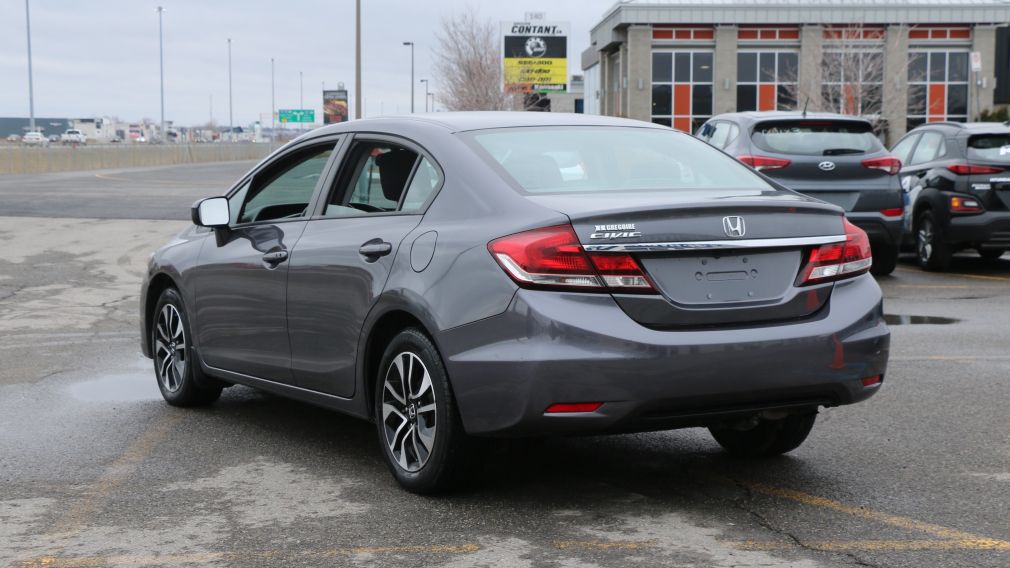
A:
[
  {"left": 917, "top": 218, "right": 933, "bottom": 264},
  {"left": 381, "top": 352, "right": 437, "bottom": 472},
  {"left": 154, "top": 304, "right": 187, "bottom": 393}
]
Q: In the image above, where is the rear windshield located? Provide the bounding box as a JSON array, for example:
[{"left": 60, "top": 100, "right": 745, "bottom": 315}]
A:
[
  {"left": 466, "top": 126, "right": 772, "bottom": 194},
  {"left": 751, "top": 120, "right": 881, "bottom": 156},
  {"left": 967, "top": 134, "right": 1010, "bottom": 163}
]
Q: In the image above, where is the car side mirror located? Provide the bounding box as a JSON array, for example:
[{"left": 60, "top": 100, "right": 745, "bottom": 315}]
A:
[{"left": 191, "top": 197, "right": 230, "bottom": 228}]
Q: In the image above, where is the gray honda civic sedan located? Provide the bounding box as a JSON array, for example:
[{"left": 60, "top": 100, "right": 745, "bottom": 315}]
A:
[{"left": 140, "top": 112, "right": 889, "bottom": 493}]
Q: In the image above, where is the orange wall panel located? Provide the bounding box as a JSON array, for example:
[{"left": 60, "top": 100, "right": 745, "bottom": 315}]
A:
[
  {"left": 928, "top": 83, "right": 946, "bottom": 118},
  {"left": 674, "top": 84, "right": 691, "bottom": 116},
  {"left": 758, "top": 84, "right": 776, "bottom": 111}
]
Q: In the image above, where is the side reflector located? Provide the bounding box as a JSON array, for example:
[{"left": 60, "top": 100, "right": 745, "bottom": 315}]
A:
[
  {"left": 544, "top": 402, "right": 604, "bottom": 414},
  {"left": 880, "top": 208, "right": 904, "bottom": 217},
  {"left": 861, "top": 375, "right": 882, "bottom": 387}
]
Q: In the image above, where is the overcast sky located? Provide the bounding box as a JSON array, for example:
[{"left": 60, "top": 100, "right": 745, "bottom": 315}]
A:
[{"left": 0, "top": 0, "right": 615, "bottom": 126}]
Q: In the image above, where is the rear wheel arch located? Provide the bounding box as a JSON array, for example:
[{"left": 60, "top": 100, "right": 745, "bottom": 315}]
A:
[{"left": 360, "top": 308, "right": 443, "bottom": 422}]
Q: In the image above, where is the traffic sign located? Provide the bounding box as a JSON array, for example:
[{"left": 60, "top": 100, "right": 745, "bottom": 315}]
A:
[
  {"left": 278, "top": 109, "right": 315, "bottom": 123},
  {"left": 970, "top": 51, "right": 982, "bottom": 72}
]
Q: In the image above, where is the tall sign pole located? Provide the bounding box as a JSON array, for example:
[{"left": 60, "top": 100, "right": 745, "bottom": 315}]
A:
[
  {"left": 270, "top": 58, "right": 276, "bottom": 143},
  {"left": 227, "top": 38, "right": 234, "bottom": 134},
  {"left": 25, "top": 0, "right": 36, "bottom": 132},
  {"left": 353, "top": 0, "right": 361, "bottom": 118},
  {"left": 157, "top": 6, "right": 165, "bottom": 142}
]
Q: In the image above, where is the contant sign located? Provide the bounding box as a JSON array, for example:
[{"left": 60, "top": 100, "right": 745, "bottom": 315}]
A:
[{"left": 501, "top": 21, "right": 568, "bottom": 93}]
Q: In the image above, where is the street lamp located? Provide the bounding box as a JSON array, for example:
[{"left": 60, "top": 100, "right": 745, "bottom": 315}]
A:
[
  {"left": 403, "top": 41, "right": 414, "bottom": 113},
  {"left": 24, "top": 0, "right": 35, "bottom": 132},
  {"left": 299, "top": 70, "right": 304, "bottom": 131},
  {"left": 419, "top": 79, "right": 429, "bottom": 112},
  {"left": 157, "top": 6, "right": 165, "bottom": 143},
  {"left": 227, "top": 38, "right": 233, "bottom": 138},
  {"left": 270, "top": 58, "right": 275, "bottom": 143},
  {"left": 428, "top": 92, "right": 435, "bottom": 112}
]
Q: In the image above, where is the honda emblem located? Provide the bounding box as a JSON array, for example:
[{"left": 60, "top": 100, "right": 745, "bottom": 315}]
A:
[{"left": 722, "top": 216, "right": 746, "bottom": 238}]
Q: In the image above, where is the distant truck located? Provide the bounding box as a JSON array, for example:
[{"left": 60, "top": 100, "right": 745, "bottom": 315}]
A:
[{"left": 60, "top": 129, "right": 87, "bottom": 145}]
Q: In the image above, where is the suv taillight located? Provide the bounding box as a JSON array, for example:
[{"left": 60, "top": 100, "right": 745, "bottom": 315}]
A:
[
  {"left": 488, "top": 224, "right": 655, "bottom": 293},
  {"left": 862, "top": 156, "right": 901, "bottom": 175},
  {"left": 737, "top": 155, "right": 791, "bottom": 172},
  {"left": 947, "top": 163, "right": 1004, "bottom": 175},
  {"left": 797, "top": 219, "right": 872, "bottom": 285}
]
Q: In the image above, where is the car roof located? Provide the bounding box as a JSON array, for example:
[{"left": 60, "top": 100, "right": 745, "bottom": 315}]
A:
[
  {"left": 305, "top": 112, "right": 666, "bottom": 136},
  {"left": 910, "top": 121, "right": 1010, "bottom": 136},
  {"left": 710, "top": 111, "right": 873, "bottom": 125}
]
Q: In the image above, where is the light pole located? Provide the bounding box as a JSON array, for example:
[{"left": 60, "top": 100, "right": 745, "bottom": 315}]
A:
[
  {"left": 24, "top": 0, "right": 35, "bottom": 132},
  {"left": 299, "top": 70, "right": 304, "bottom": 131},
  {"left": 227, "top": 38, "right": 233, "bottom": 138},
  {"left": 428, "top": 92, "right": 435, "bottom": 112},
  {"left": 353, "top": 0, "right": 361, "bottom": 118},
  {"left": 420, "top": 79, "right": 429, "bottom": 112},
  {"left": 157, "top": 6, "right": 165, "bottom": 143},
  {"left": 270, "top": 58, "right": 275, "bottom": 143},
  {"left": 403, "top": 41, "right": 414, "bottom": 113}
]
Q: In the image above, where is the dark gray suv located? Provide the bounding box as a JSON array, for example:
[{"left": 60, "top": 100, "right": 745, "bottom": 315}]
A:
[
  {"left": 697, "top": 112, "right": 904, "bottom": 275},
  {"left": 140, "top": 113, "right": 889, "bottom": 493}
]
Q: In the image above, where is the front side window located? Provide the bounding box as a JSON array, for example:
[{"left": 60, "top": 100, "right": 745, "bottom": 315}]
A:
[
  {"left": 909, "top": 131, "right": 945, "bottom": 165},
  {"left": 890, "top": 133, "right": 920, "bottom": 165},
  {"left": 468, "top": 126, "right": 772, "bottom": 194},
  {"left": 237, "top": 144, "right": 334, "bottom": 224}
]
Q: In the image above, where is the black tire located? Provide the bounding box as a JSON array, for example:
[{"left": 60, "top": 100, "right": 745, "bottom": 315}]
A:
[
  {"left": 374, "top": 328, "right": 474, "bottom": 494},
  {"left": 151, "top": 288, "right": 222, "bottom": 407},
  {"left": 978, "top": 248, "right": 1004, "bottom": 260},
  {"left": 915, "top": 210, "right": 952, "bottom": 271},
  {"left": 709, "top": 413, "right": 816, "bottom": 458},
  {"left": 869, "top": 242, "right": 898, "bottom": 276}
]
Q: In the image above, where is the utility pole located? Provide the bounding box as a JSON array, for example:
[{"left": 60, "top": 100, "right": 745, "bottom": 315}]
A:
[
  {"left": 157, "top": 6, "right": 165, "bottom": 143},
  {"left": 299, "top": 70, "right": 304, "bottom": 131},
  {"left": 353, "top": 0, "right": 361, "bottom": 118},
  {"left": 270, "top": 58, "right": 275, "bottom": 143},
  {"left": 403, "top": 41, "right": 415, "bottom": 112},
  {"left": 420, "top": 79, "right": 429, "bottom": 112},
  {"left": 25, "top": 0, "right": 35, "bottom": 132},
  {"left": 227, "top": 38, "right": 233, "bottom": 138}
]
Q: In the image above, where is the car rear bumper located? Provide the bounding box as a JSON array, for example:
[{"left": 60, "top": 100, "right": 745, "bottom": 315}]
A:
[
  {"left": 946, "top": 211, "right": 1010, "bottom": 248},
  {"left": 440, "top": 274, "right": 889, "bottom": 437},
  {"left": 847, "top": 212, "right": 903, "bottom": 248}
]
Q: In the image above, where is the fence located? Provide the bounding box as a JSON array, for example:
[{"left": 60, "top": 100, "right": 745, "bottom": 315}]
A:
[{"left": 0, "top": 143, "right": 275, "bottom": 175}]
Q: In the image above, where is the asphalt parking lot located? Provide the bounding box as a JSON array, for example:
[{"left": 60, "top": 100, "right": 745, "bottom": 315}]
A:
[{"left": 1, "top": 162, "right": 1009, "bottom": 567}]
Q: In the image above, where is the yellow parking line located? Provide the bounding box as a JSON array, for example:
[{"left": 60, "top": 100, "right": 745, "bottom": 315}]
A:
[
  {"left": 15, "top": 544, "right": 480, "bottom": 567},
  {"left": 743, "top": 482, "right": 1010, "bottom": 550},
  {"left": 893, "top": 284, "right": 1000, "bottom": 289},
  {"left": 734, "top": 539, "right": 1010, "bottom": 551},
  {"left": 890, "top": 355, "right": 1010, "bottom": 361},
  {"left": 555, "top": 539, "right": 657, "bottom": 550},
  {"left": 895, "top": 267, "right": 1010, "bottom": 283}
]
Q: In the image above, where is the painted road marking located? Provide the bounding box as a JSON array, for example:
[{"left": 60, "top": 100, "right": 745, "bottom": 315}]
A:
[
  {"left": 734, "top": 539, "right": 1010, "bottom": 551},
  {"left": 739, "top": 482, "right": 1010, "bottom": 552},
  {"left": 895, "top": 267, "right": 1010, "bottom": 283},
  {"left": 555, "top": 539, "right": 657, "bottom": 550},
  {"left": 890, "top": 355, "right": 1010, "bottom": 361}
]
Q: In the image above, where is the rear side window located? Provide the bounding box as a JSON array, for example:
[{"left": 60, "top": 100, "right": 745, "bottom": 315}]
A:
[
  {"left": 890, "top": 134, "right": 919, "bottom": 165},
  {"left": 467, "top": 126, "right": 772, "bottom": 194},
  {"left": 750, "top": 120, "right": 882, "bottom": 156},
  {"left": 324, "top": 142, "right": 419, "bottom": 217},
  {"left": 967, "top": 134, "right": 1010, "bottom": 163},
  {"left": 909, "top": 131, "right": 945, "bottom": 165}
]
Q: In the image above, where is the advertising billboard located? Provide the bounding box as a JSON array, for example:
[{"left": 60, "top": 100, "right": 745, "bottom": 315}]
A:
[
  {"left": 323, "top": 89, "right": 349, "bottom": 124},
  {"left": 502, "top": 21, "right": 568, "bottom": 93}
]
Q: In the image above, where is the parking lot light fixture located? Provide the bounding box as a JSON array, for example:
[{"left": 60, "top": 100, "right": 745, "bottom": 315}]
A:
[
  {"left": 403, "top": 41, "right": 414, "bottom": 113},
  {"left": 25, "top": 0, "right": 36, "bottom": 132}
]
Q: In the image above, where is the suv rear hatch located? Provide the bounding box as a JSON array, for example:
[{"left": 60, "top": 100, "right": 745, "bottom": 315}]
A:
[
  {"left": 965, "top": 132, "right": 1010, "bottom": 212},
  {"left": 745, "top": 119, "right": 898, "bottom": 212}
]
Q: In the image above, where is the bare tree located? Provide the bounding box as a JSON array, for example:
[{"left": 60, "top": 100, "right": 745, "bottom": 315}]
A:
[{"left": 432, "top": 8, "right": 518, "bottom": 111}]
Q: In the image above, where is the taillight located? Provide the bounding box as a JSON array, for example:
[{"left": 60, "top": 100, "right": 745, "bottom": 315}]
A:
[
  {"left": 797, "top": 219, "right": 872, "bottom": 285},
  {"left": 950, "top": 196, "right": 983, "bottom": 212},
  {"left": 488, "top": 224, "right": 656, "bottom": 293},
  {"left": 880, "top": 208, "right": 904, "bottom": 217},
  {"left": 947, "top": 163, "right": 1004, "bottom": 175},
  {"left": 862, "top": 156, "right": 901, "bottom": 175},
  {"left": 738, "top": 155, "right": 791, "bottom": 172}
]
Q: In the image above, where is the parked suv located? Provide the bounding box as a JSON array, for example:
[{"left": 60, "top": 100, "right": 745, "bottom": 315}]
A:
[
  {"left": 890, "top": 122, "right": 1010, "bottom": 270},
  {"left": 697, "top": 112, "right": 903, "bottom": 275}
]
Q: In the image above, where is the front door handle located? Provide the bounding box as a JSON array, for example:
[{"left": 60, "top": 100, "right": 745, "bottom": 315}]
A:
[
  {"left": 262, "top": 250, "right": 289, "bottom": 264},
  {"left": 359, "top": 241, "right": 392, "bottom": 259}
]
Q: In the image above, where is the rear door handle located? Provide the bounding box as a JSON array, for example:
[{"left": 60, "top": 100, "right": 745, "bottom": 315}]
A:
[
  {"left": 262, "top": 250, "right": 289, "bottom": 264},
  {"left": 359, "top": 241, "right": 392, "bottom": 259}
]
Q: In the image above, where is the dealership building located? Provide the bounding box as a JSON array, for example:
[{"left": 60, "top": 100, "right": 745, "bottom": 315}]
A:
[{"left": 582, "top": 0, "right": 1010, "bottom": 143}]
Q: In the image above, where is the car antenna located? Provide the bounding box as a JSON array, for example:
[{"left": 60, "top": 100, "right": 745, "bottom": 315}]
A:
[{"left": 802, "top": 96, "right": 809, "bottom": 118}]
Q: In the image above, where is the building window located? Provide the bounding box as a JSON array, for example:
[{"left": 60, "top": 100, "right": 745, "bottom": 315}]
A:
[
  {"left": 738, "top": 27, "right": 800, "bottom": 41},
  {"left": 651, "top": 50, "right": 713, "bottom": 132},
  {"left": 736, "top": 51, "right": 798, "bottom": 112},
  {"left": 907, "top": 50, "right": 969, "bottom": 130},
  {"left": 820, "top": 50, "right": 884, "bottom": 116},
  {"left": 653, "top": 26, "right": 714, "bottom": 41}
]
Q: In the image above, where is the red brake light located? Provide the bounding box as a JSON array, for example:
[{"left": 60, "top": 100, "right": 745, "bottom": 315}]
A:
[
  {"left": 738, "top": 155, "right": 791, "bottom": 172},
  {"left": 880, "top": 207, "right": 904, "bottom": 217},
  {"left": 947, "top": 163, "right": 1004, "bottom": 175},
  {"left": 545, "top": 402, "right": 603, "bottom": 414},
  {"left": 488, "top": 225, "right": 655, "bottom": 293},
  {"left": 862, "top": 156, "right": 901, "bottom": 175},
  {"left": 797, "top": 219, "right": 873, "bottom": 285}
]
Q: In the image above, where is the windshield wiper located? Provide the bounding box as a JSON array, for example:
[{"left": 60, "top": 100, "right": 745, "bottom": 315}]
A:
[{"left": 822, "top": 148, "right": 865, "bottom": 156}]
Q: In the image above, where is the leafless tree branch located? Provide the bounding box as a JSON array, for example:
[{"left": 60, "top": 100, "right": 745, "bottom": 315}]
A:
[{"left": 432, "top": 8, "right": 519, "bottom": 111}]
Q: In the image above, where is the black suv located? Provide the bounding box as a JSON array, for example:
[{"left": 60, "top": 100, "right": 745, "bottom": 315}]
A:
[
  {"left": 697, "top": 112, "right": 903, "bottom": 275},
  {"left": 890, "top": 122, "right": 1010, "bottom": 270}
]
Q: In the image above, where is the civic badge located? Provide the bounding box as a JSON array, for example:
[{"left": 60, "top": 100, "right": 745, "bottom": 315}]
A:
[
  {"left": 818, "top": 161, "right": 836, "bottom": 172},
  {"left": 722, "top": 216, "right": 746, "bottom": 238}
]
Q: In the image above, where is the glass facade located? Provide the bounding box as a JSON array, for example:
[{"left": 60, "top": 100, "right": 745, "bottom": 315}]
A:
[
  {"left": 736, "top": 51, "right": 799, "bottom": 112},
  {"left": 907, "top": 50, "right": 969, "bottom": 131},
  {"left": 651, "top": 50, "right": 714, "bottom": 132},
  {"left": 820, "top": 50, "right": 885, "bottom": 116}
]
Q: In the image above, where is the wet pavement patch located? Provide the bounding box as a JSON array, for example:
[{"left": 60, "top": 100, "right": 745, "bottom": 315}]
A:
[
  {"left": 66, "top": 372, "right": 162, "bottom": 402},
  {"left": 884, "top": 314, "right": 961, "bottom": 325}
]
